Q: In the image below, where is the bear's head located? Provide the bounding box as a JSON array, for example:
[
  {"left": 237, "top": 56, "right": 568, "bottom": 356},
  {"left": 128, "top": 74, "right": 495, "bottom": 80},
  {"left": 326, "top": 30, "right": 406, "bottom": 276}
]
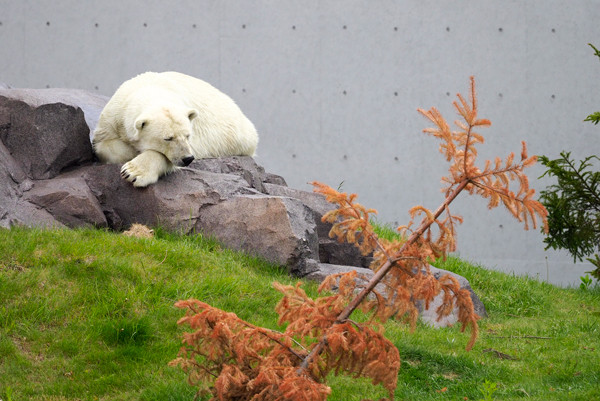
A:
[{"left": 131, "top": 107, "right": 198, "bottom": 167}]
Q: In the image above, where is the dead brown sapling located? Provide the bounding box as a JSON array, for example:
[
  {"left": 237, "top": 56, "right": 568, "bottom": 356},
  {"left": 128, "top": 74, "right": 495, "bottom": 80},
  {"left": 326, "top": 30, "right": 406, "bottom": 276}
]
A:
[{"left": 171, "top": 77, "right": 548, "bottom": 401}]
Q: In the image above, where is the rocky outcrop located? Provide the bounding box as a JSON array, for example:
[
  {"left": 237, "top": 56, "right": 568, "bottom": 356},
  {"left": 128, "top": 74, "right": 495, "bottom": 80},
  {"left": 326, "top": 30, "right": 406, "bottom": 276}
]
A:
[
  {"left": 0, "top": 89, "right": 339, "bottom": 276},
  {"left": 0, "top": 85, "right": 487, "bottom": 326}
]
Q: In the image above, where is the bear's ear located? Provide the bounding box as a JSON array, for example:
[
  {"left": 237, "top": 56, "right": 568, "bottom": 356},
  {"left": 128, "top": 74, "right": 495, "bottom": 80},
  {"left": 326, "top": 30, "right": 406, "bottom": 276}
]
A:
[
  {"left": 131, "top": 118, "right": 147, "bottom": 141},
  {"left": 135, "top": 118, "right": 147, "bottom": 131},
  {"left": 188, "top": 109, "right": 199, "bottom": 121}
]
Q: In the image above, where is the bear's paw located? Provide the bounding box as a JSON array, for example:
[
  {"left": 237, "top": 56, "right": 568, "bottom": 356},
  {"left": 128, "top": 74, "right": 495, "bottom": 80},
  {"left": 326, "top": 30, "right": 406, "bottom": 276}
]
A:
[{"left": 121, "top": 158, "right": 160, "bottom": 188}]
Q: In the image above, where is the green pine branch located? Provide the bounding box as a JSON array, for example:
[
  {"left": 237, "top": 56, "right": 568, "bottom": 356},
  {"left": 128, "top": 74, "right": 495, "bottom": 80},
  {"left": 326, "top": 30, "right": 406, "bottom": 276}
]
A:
[
  {"left": 585, "top": 44, "right": 600, "bottom": 125},
  {"left": 539, "top": 152, "right": 600, "bottom": 278},
  {"left": 584, "top": 111, "right": 600, "bottom": 125},
  {"left": 539, "top": 43, "right": 600, "bottom": 280}
]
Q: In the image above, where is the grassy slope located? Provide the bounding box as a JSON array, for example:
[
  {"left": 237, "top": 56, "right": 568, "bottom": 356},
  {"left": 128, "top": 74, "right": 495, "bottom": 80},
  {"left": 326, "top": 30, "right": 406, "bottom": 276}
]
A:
[{"left": 0, "top": 227, "right": 598, "bottom": 401}]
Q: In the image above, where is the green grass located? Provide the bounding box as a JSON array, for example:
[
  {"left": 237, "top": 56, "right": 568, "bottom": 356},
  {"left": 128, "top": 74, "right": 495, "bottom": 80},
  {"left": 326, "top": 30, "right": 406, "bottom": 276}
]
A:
[{"left": 0, "top": 227, "right": 599, "bottom": 400}]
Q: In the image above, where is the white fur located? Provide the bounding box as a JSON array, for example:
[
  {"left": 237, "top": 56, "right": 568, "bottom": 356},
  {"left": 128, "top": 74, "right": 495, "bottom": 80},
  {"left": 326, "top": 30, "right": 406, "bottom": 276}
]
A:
[{"left": 92, "top": 71, "right": 258, "bottom": 187}]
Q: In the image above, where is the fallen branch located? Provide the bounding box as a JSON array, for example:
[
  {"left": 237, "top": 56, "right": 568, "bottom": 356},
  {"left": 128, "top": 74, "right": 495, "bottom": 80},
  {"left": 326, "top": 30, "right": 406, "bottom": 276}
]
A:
[
  {"left": 482, "top": 348, "right": 518, "bottom": 360},
  {"left": 488, "top": 335, "right": 553, "bottom": 340}
]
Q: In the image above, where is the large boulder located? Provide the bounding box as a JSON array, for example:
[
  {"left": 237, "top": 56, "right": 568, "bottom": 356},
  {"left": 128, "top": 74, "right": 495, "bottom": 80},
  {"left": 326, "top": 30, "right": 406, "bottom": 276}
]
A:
[
  {"left": 79, "top": 163, "right": 253, "bottom": 232},
  {"left": 23, "top": 174, "right": 106, "bottom": 228},
  {"left": 0, "top": 96, "right": 94, "bottom": 180},
  {"left": 0, "top": 85, "right": 487, "bottom": 326},
  {"left": 198, "top": 195, "right": 320, "bottom": 276},
  {"left": 0, "top": 89, "right": 101, "bottom": 228},
  {"left": 0, "top": 87, "right": 109, "bottom": 135},
  {"left": 415, "top": 265, "right": 488, "bottom": 326},
  {"left": 264, "top": 183, "right": 373, "bottom": 268}
]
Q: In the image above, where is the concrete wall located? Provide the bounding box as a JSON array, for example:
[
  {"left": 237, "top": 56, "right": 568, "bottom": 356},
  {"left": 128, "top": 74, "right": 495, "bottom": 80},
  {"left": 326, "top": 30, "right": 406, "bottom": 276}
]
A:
[{"left": 1, "top": 0, "right": 599, "bottom": 286}]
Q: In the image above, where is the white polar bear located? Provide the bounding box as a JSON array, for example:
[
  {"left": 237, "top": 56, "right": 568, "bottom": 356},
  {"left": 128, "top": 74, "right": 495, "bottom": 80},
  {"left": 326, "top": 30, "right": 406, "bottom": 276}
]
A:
[{"left": 92, "top": 71, "right": 258, "bottom": 187}]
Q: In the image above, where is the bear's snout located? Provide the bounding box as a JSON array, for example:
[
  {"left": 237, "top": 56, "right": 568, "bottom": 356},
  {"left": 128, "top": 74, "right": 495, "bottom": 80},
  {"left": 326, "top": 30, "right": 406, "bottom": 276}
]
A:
[{"left": 181, "top": 155, "right": 195, "bottom": 166}]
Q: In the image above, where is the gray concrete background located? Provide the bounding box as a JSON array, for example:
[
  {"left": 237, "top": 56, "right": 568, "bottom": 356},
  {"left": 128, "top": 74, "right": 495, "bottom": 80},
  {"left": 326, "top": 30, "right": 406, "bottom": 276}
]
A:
[{"left": 1, "top": 1, "right": 599, "bottom": 286}]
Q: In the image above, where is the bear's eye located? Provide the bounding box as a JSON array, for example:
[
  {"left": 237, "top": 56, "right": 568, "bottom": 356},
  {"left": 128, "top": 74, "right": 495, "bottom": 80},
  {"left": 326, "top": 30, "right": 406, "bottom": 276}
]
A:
[{"left": 164, "top": 137, "right": 174, "bottom": 142}]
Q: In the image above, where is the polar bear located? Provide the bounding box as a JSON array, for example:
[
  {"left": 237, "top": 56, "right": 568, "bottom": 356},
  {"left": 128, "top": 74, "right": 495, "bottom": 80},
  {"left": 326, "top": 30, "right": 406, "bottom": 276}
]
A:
[{"left": 92, "top": 71, "right": 258, "bottom": 187}]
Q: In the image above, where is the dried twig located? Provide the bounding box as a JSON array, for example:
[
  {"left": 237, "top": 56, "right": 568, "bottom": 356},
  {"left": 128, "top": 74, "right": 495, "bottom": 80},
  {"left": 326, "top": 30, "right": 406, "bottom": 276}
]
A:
[
  {"left": 488, "top": 335, "right": 553, "bottom": 340},
  {"left": 483, "top": 348, "right": 518, "bottom": 360}
]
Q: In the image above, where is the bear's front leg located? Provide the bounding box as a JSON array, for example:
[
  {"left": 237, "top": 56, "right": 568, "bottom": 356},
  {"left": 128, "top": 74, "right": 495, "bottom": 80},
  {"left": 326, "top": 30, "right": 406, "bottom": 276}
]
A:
[
  {"left": 121, "top": 150, "right": 174, "bottom": 187},
  {"left": 93, "top": 137, "right": 138, "bottom": 164}
]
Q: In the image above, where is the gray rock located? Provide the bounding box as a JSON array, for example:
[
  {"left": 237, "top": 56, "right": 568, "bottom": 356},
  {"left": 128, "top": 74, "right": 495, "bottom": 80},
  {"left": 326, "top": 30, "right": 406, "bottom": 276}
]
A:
[
  {"left": 0, "top": 139, "right": 64, "bottom": 228},
  {"left": 0, "top": 96, "right": 94, "bottom": 179},
  {"left": 305, "top": 262, "right": 487, "bottom": 328},
  {"left": 197, "top": 194, "right": 320, "bottom": 276},
  {"left": 78, "top": 164, "right": 252, "bottom": 232},
  {"left": 0, "top": 136, "right": 28, "bottom": 185},
  {"left": 0, "top": 87, "right": 109, "bottom": 134},
  {"left": 264, "top": 182, "right": 372, "bottom": 268},
  {"left": 24, "top": 175, "right": 107, "bottom": 228},
  {"left": 192, "top": 157, "right": 287, "bottom": 193},
  {"left": 264, "top": 183, "right": 331, "bottom": 237},
  {"left": 416, "top": 265, "right": 488, "bottom": 327},
  {"left": 318, "top": 239, "right": 373, "bottom": 268},
  {"left": 304, "top": 263, "right": 373, "bottom": 283}
]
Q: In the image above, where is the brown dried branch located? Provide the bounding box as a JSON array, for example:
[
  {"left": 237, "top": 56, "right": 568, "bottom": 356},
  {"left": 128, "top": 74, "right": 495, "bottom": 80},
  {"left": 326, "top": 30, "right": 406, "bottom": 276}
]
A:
[
  {"left": 313, "top": 182, "right": 390, "bottom": 258},
  {"left": 299, "top": 76, "right": 546, "bottom": 382},
  {"left": 172, "top": 76, "right": 548, "bottom": 401},
  {"left": 418, "top": 77, "right": 548, "bottom": 232},
  {"left": 170, "top": 299, "right": 331, "bottom": 400}
]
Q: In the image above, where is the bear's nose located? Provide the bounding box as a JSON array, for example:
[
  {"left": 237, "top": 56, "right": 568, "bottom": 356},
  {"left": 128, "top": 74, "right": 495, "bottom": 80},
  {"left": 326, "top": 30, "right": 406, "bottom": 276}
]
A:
[{"left": 182, "top": 155, "right": 195, "bottom": 166}]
